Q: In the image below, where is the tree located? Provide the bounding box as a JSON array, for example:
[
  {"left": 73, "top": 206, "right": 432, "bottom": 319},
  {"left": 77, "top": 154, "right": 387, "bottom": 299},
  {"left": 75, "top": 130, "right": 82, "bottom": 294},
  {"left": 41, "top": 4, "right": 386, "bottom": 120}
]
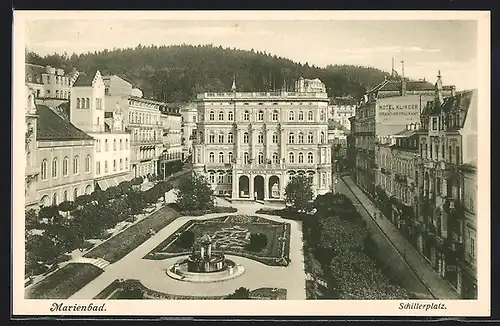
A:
[
  {"left": 105, "top": 186, "right": 122, "bottom": 200},
  {"left": 126, "top": 190, "right": 147, "bottom": 216},
  {"left": 131, "top": 176, "right": 144, "bottom": 186},
  {"left": 226, "top": 287, "right": 250, "bottom": 299},
  {"left": 284, "top": 174, "right": 314, "bottom": 213},
  {"left": 118, "top": 181, "right": 133, "bottom": 195},
  {"left": 91, "top": 189, "right": 111, "bottom": 204},
  {"left": 246, "top": 233, "right": 268, "bottom": 252},
  {"left": 58, "top": 201, "right": 76, "bottom": 217},
  {"left": 25, "top": 233, "right": 62, "bottom": 265},
  {"left": 25, "top": 209, "right": 39, "bottom": 230},
  {"left": 74, "top": 194, "right": 92, "bottom": 208},
  {"left": 175, "top": 173, "right": 214, "bottom": 211},
  {"left": 119, "top": 283, "right": 144, "bottom": 299},
  {"left": 176, "top": 230, "right": 195, "bottom": 249}
]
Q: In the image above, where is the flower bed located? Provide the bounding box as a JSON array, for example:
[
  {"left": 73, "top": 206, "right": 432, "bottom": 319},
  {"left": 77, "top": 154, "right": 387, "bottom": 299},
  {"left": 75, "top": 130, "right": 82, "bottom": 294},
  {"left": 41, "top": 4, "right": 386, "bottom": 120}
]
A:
[
  {"left": 26, "top": 263, "right": 103, "bottom": 299},
  {"left": 143, "top": 215, "right": 290, "bottom": 266},
  {"left": 177, "top": 206, "right": 237, "bottom": 216}
]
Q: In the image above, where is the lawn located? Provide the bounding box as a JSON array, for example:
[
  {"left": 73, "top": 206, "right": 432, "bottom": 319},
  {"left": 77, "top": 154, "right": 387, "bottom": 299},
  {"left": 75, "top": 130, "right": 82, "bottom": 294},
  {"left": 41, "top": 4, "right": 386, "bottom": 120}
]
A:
[
  {"left": 84, "top": 206, "right": 179, "bottom": 263},
  {"left": 25, "top": 263, "right": 103, "bottom": 299},
  {"left": 143, "top": 215, "right": 290, "bottom": 266}
]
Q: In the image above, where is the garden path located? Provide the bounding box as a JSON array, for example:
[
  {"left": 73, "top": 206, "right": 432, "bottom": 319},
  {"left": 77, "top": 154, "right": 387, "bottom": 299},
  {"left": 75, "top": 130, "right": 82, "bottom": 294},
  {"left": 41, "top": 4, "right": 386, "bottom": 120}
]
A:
[{"left": 69, "top": 202, "right": 306, "bottom": 300}]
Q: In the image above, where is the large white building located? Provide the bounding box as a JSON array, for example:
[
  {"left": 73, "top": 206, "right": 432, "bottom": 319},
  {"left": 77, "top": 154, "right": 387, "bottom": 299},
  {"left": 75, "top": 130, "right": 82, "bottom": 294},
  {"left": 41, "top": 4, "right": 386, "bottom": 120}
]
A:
[
  {"left": 193, "top": 78, "right": 332, "bottom": 202},
  {"left": 102, "top": 75, "right": 163, "bottom": 179},
  {"left": 180, "top": 102, "right": 198, "bottom": 160},
  {"left": 70, "top": 71, "right": 131, "bottom": 190},
  {"left": 328, "top": 95, "right": 357, "bottom": 131}
]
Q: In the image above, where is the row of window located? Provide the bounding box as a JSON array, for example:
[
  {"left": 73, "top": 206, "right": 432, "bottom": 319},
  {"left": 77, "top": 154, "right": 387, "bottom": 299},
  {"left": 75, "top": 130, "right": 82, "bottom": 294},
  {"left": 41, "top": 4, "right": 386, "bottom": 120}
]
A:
[
  {"left": 421, "top": 143, "right": 460, "bottom": 164},
  {"left": 206, "top": 151, "right": 316, "bottom": 165},
  {"left": 96, "top": 158, "right": 128, "bottom": 175},
  {"left": 128, "top": 111, "right": 160, "bottom": 125},
  {"left": 206, "top": 131, "right": 326, "bottom": 145},
  {"left": 40, "top": 185, "right": 93, "bottom": 207},
  {"left": 207, "top": 109, "right": 326, "bottom": 122},
  {"left": 131, "top": 129, "right": 161, "bottom": 143},
  {"left": 96, "top": 138, "right": 129, "bottom": 152},
  {"left": 76, "top": 97, "right": 103, "bottom": 110},
  {"left": 40, "top": 155, "right": 91, "bottom": 180},
  {"left": 46, "top": 75, "right": 71, "bottom": 86}
]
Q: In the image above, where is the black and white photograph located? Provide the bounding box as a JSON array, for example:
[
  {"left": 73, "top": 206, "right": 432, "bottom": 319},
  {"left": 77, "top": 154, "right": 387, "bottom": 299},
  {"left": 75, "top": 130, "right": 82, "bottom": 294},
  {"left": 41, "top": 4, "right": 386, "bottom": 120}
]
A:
[{"left": 12, "top": 10, "right": 490, "bottom": 317}]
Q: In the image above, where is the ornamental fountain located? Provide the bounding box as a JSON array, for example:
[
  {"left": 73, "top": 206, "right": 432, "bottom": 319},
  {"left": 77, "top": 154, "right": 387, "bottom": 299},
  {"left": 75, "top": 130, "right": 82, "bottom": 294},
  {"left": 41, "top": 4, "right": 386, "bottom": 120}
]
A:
[{"left": 166, "top": 234, "right": 245, "bottom": 283}]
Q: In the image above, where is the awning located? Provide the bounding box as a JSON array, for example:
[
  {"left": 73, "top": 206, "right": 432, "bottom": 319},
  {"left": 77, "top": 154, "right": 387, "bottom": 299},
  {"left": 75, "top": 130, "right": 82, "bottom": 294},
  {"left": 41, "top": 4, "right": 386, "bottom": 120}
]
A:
[{"left": 96, "top": 175, "right": 129, "bottom": 191}]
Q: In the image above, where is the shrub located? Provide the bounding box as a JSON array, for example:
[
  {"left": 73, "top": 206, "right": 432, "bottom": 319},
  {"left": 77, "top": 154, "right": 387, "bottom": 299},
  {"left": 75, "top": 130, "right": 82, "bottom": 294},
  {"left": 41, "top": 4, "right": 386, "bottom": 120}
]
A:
[
  {"left": 176, "top": 230, "right": 195, "bottom": 249},
  {"left": 118, "top": 283, "right": 144, "bottom": 299},
  {"left": 54, "top": 253, "right": 72, "bottom": 264},
  {"left": 82, "top": 240, "right": 95, "bottom": 250},
  {"left": 225, "top": 287, "right": 250, "bottom": 299},
  {"left": 100, "top": 230, "right": 113, "bottom": 240},
  {"left": 247, "top": 233, "right": 268, "bottom": 252},
  {"left": 131, "top": 177, "right": 144, "bottom": 186},
  {"left": 211, "top": 206, "right": 237, "bottom": 213}
]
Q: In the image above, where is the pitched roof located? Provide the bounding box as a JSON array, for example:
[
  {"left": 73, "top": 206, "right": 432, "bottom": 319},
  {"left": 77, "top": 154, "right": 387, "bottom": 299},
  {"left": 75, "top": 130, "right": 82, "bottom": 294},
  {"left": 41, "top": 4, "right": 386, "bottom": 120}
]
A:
[
  {"left": 36, "top": 105, "right": 93, "bottom": 141},
  {"left": 73, "top": 72, "right": 95, "bottom": 87}
]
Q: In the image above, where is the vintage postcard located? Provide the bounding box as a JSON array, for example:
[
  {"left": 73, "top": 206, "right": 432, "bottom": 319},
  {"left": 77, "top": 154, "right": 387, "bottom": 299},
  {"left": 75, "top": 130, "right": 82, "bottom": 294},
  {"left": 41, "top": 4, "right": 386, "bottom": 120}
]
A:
[{"left": 12, "top": 10, "right": 490, "bottom": 317}]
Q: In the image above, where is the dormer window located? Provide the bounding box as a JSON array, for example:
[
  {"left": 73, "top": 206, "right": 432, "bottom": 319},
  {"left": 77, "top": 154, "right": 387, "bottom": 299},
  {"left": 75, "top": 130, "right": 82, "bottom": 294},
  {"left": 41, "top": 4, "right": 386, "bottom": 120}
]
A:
[{"left": 432, "top": 117, "right": 438, "bottom": 130}]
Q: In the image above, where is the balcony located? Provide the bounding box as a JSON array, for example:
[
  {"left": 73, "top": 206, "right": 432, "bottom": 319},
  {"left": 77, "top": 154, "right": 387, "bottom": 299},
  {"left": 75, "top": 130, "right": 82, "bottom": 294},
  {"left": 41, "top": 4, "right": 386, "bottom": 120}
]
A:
[
  {"left": 232, "top": 163, "right": 287, "bottom": 171},
  {"left": 131, "top": 139, "right": 163, "bottom": 146}
]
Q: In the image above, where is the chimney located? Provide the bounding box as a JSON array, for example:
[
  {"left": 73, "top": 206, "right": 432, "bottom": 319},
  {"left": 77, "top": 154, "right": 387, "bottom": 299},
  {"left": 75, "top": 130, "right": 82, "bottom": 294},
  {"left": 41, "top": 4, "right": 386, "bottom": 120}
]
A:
[{"left": 436, "top": 70, "right": 443, "bottom": 104}]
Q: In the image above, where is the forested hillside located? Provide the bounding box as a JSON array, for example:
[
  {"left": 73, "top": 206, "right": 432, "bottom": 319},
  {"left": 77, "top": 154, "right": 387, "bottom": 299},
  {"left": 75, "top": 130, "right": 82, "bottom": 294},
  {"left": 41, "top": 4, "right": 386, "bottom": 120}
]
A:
[{"left": 26, "top": 44, "right": 392, "bottom": 102}]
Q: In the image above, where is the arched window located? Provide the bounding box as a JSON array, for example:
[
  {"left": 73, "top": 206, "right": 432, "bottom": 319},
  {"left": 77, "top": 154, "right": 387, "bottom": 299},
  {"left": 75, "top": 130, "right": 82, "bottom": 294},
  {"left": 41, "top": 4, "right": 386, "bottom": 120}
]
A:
[
  {"left": 243, "top": 132, "right": 249, "bottom": 144},
  {"left": 218, "top": 111, "right": 224, "bottom": 120},
  {"left": 209, "top": 152, "right": 215, "bottom": 163},
  {"left": 228, "top": 152, "right": 233, "bottom": 163},
  {"left": 228, "top": 111, "right": 234, "bottom": 121},
  {"left": 288, "top": 111, "right": 295, "bottom": 121},
  {"left": 85, "top": 155, "right": 91, "bottom": 173},
  {"left": 243, "top": 110, "right": 250, "bottom": 121},
  {"left": 63, "top": 157, "right": 69, "bottom": 176},
  {"left": 40, "top": 195, "right": 50, "bottom": 207},
  {"left": 218, "top": 172, "right": 225, "bottom": 184},
  {"left": 308, "top": 111, "right": 314, "bottom": 121},
  {"left": 288, "top": 152, "right": 295, "bottom": 164},
  {"left": 227, "top": 172, "right": 233, "bottom": 184},
  {"left": 86, "top": 98, "right": 90, "bottom": 109},
  {"left": 320, "top": 132, "right": 325, "bottom": 144},
  {"left": 272, "top": 132, "right": 278, "bottom": 144},
  {"left": 73, "top": 156, "right": 79, "bottom": 174},
  {"left": 298, "top": 152, "right": 304, "bottom": 163},
  {"left": 52, "top": 158, "right": 58, "bottom": 178},
  {"left": 73, "top": 188, "right": 78, "bottom": 200},
  {"left": 52, "top": 193, "right": 58, "bottom": 206},
  {"left": 76, "top": 98, "right": 81, "bottom": 109},
  {"left": 272, "top": 152, "right": 279, "bottom": 164},
  {"left": 218, "top": 132, "right": 224, "bottom": 143},
  {"left": 209, "top": 111, "right": 215, "bottom": 121},
  {"left": 209, "top": 132, "right": 215, "bottom": 143},
  {"left": 258, "top": 110, "right": 264, "bottom": 121},
  {"left": 288, "top": 132, "right": 295, "bottom": 144},
  {"left": 63, "top": 190, "right": 68, "bottom": 202},
  {"left": 258, "top": 152, "right": 264, "bottom": 164},
  {"left": 308, "top": 152, "right": 314, "bottom": 163},
  {"left": 209, "top": 172, "right": 215, "bottom": 184},
  {"left": 243, "top": 152, "right": 250, "bottom": 164},
  {"left": 272, "top": 110, "right": 279, "bottom": 121},
  {"left": 218, "top": 151, "right": 224, "bottom": 163},
  {"left": 258, "top": 133, "right": 264, "bottom": 144},
  {"left": 298, "top": 111, "right": 304, "bottom": 121},
  {"left": 41, "top": 159, "right": 48, "bottom": 180},
  {"left": 298, "top": 132, "right": 304, "bottom": 144},
  {"left": 307, "top": 132, "right": 314, "bottom": 144},
  {"left": 228, "top": 132, "right": 233, "bottom": 143}
]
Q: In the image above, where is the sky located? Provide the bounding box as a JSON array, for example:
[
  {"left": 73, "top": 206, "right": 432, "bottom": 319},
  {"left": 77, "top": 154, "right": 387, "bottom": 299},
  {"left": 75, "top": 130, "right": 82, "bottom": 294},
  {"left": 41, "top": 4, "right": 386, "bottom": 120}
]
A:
[{"left": 24, "top": 18, "right": 479, "bottom": 91}]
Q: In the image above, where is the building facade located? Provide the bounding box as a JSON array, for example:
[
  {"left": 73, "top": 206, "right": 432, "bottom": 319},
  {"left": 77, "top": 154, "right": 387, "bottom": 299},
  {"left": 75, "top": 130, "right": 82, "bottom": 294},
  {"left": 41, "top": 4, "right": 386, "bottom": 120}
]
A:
[
  {"left": 353, "top": 75, "right": 454, "bottom": 197},
  {"left": 35, "top": 105, "right": 95, "bottom": 207},
  {"left": 416, "top": 87, "right": 477, "bottom": 298},
  {"left": 25, "top": 86, "right": 40, "bottom": 210},
  {"left": 25, "top": 63, "right": 79, "bottom": 101},
  {"left": 159, "top": 105, "right": 183, "bottom": 178},
  {"left": 180, "top": 103, "right": 198, "bottom": 161},
  {"left": 193, "top": 78, "right": 332, "bottom": 201},
  {"left": 102, "top": 75, "right": 164, "bottom": 180},
  {"left": 328, "top": 95, "right": 357, "bottom": 130},
  {"left": 70, "top": 71, "right": 131, "bottom": 191}
]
